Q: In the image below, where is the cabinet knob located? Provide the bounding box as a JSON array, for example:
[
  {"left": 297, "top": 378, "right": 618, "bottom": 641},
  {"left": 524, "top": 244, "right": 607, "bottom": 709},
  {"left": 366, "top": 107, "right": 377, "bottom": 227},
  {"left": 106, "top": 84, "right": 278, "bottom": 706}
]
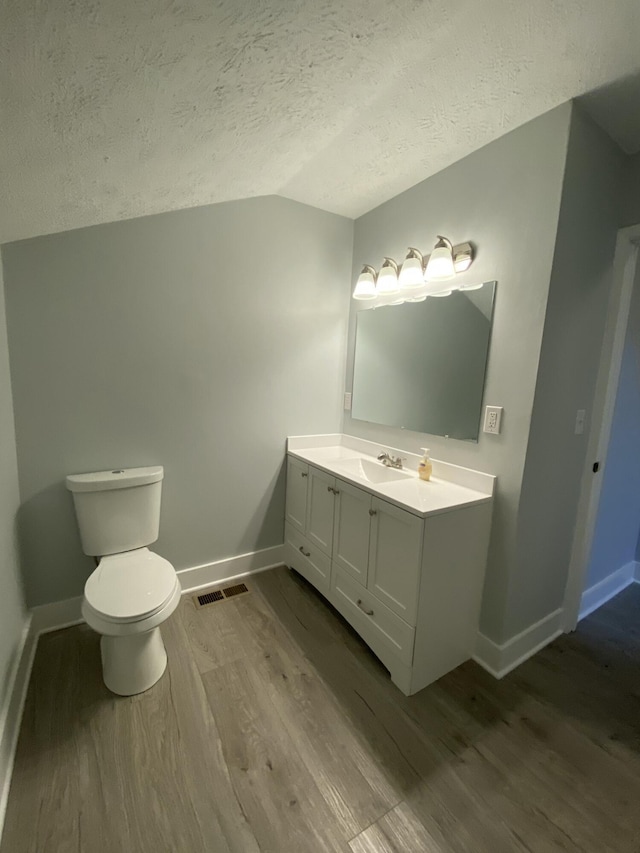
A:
[
  {"left": 298, "top": 545, "right": 311, "bottom": 557},
  {"left": 369, "top": 509, "right": 377, "bottom": 516},
  {"left": 327, "top": 486, "right": 340, "bottom": 495},
  {"left": 356, "top": 599, "right": 374, "bottom": 616},
  {"left": 327, "top": 485, "right": 333, "bottom": 493}
]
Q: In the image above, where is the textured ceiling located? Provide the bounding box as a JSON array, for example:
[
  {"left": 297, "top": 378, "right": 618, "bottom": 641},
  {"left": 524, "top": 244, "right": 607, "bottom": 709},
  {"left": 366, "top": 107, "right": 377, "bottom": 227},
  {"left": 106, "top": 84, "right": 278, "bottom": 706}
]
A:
[{"left": 2, "top": 0, "right": 640, "bottom": 243}]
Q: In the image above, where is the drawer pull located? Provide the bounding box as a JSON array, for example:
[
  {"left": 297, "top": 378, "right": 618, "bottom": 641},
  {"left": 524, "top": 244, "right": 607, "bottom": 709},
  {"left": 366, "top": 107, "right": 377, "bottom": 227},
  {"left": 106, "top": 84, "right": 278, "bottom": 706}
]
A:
[
  {"left": 356, "top": 598, "right": 374, "bottom": 616},
  {"left": 299, "top": 546, "right": 311, "bottom": 557},
  {"left": 301, "top": 472, "right": 308, "bottom": 478},
  {"left": 369, "top": 509, "right": 377, "bottom": 516}
]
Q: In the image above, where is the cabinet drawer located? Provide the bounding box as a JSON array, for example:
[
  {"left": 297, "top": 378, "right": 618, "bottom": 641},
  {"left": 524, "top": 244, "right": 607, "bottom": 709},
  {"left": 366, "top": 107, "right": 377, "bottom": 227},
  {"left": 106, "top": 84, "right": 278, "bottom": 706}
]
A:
[
  {"left": 284, "top": 523, "right": 331, "bottom": 595},
  {"left": 331, "top": 565, "right": 415, "bottom": 668}
]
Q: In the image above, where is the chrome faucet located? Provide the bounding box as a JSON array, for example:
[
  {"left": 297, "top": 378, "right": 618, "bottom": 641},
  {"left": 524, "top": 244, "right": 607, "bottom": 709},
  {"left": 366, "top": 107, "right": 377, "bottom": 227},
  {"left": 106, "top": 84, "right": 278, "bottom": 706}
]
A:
[{"left": 377, "top": 451, "right": 406, "bottom": 469}]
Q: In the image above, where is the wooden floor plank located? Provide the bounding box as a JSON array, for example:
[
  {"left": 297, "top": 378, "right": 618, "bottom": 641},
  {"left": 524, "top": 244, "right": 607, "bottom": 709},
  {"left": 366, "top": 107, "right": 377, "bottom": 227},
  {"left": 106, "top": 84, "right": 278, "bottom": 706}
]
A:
[
  {"left": 179, "top": 593, "right": 248, "bottom": 674},
  {"left": 202, "top": 656, "right": 351, "bottom": 853},
  {"left": 227, "top": 590, "right": 403, "bottom": 838},
  {"left": 349, "top": 802, "right": 444, "bottom": 853}
]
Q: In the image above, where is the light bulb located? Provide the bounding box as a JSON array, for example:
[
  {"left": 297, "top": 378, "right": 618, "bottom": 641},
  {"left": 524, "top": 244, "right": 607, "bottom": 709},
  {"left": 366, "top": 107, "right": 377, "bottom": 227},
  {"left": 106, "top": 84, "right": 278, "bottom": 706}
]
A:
[
  {"left": 398, "top": 249, "right": 424, "bottom": 290},
  {"left": 376, "top": 258, "right": 399, "bottom": 295},
  {"left": 353, "top": 265, "right": 377, "bottom": 300},
  {"left": 424, "top": 236, "right": 455, "bottom": 281}
]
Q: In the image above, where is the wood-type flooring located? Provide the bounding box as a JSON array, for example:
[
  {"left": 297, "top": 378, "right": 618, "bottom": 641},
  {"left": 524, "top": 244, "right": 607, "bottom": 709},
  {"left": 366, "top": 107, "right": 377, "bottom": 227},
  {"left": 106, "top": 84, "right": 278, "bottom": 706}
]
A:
[{"left": 2, "top": 568, "right": 639, "bottom": 852}]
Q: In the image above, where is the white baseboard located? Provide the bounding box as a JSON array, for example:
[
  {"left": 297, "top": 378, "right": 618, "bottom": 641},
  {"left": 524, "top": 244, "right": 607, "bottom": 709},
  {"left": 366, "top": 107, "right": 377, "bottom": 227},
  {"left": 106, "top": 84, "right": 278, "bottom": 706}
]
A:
[
  {"left": 177, "top": 544, "right": 285, "bottom": 594},
  {"left": 473, "top": 608, "right": 564, "bottom": 679},
  {"left": 30, "top": 596, "right": 84, "bottom": 636},
  {"left": 0, "top": 615, "right": 36, "bottom": 841},
  {"left": 26, "top": 544, "right": 286, "bottom": 636},
  {"left": 579, "top": 561, "right": 638, "bottom": 621}
]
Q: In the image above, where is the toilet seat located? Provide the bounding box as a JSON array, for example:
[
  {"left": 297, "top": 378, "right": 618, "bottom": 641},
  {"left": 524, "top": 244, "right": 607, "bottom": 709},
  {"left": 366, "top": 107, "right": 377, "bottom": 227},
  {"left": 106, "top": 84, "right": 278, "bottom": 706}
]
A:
[{"left": 85, "top": 547, "right": 177, "bottom": 623}]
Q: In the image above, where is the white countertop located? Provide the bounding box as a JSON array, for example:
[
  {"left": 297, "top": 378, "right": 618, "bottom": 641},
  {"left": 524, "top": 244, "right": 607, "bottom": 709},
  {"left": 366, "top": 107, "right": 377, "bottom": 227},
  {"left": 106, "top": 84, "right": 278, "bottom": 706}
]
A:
[{"left": 287, "top": 434, "right": 495, "bottom": 519}]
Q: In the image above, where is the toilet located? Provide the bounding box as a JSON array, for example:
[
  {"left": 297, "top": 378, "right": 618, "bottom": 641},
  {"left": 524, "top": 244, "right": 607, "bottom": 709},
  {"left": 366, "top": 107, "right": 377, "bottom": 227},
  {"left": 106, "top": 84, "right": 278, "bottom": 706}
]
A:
[{"left": 66, "top": 465, "right": 181, "bottom": 696}]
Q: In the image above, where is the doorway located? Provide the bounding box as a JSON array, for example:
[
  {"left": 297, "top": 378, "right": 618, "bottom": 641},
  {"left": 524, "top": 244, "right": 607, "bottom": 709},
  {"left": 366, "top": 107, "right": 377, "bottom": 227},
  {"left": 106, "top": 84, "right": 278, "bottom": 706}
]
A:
[{"left": 563, "top": 224, "right": 640, "bottom": 630}]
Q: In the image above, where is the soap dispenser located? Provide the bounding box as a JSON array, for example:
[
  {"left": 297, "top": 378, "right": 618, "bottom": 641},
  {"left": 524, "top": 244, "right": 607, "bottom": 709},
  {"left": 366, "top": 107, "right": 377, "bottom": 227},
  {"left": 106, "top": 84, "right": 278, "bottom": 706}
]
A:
[{"left": 418, "top": 448, "right": 432, "bottom": 482}]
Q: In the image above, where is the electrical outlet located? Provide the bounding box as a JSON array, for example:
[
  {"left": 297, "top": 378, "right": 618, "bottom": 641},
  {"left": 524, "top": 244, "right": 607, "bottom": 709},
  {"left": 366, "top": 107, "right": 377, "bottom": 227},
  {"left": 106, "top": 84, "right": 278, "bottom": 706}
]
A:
[
  {"left": 574, "top": 409, "right": 586, "bottom": 435},
  {"left": 483, "top": 405, "right": 503, "bottom": 435},
  {"left": 343, "top": 392, "right": 352, "bottom": 411}
]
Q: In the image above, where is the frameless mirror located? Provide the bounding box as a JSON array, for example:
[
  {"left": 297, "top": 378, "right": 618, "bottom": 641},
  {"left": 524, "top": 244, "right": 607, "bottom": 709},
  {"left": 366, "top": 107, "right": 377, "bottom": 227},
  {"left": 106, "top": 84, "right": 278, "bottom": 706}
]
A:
[{"left": 351, "top": 281, "right": 496, "bottom": 441}]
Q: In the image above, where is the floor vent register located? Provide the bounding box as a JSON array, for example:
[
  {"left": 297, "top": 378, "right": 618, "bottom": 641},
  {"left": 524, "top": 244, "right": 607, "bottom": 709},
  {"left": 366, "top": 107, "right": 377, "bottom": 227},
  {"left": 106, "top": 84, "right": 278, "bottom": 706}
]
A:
[{"left": 194, "top": 582, "right": 250, "bottom": 608}]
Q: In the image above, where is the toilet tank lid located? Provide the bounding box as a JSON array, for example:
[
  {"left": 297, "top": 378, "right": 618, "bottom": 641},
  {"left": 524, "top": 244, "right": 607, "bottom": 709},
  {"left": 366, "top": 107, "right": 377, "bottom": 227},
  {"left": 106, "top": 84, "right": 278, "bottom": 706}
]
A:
[{"left": 66, "top": 466, "right": 164, "bottom": 493}]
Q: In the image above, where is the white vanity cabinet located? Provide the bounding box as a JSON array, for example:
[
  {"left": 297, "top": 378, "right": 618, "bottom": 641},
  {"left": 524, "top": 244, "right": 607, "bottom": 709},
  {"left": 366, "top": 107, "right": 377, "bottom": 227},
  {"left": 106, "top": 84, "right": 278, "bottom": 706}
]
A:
[{"left": 284, "top": 445, "right": 494, "bottom": 696}]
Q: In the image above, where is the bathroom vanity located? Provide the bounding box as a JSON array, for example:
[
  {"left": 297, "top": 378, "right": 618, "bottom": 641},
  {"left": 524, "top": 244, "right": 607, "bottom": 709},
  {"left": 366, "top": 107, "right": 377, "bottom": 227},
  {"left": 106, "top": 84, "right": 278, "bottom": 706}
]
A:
[{"left": 284, "top": 434, "right": 495, "bottom": 695}]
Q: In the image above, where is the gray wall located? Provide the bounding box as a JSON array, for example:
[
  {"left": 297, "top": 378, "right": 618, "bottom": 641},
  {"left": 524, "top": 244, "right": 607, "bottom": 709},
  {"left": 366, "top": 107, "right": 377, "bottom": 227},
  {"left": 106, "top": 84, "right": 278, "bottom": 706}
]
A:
[
  {"left": 2, "top": 196, "right": 353, "bottom": 606},
  {"left": 586, "top": 260, "right": 640, "bottom": 588},
  {"left": 514, "top": 106, "right": 626, "bottom": 636},
  {"left": 0, "top": 253, "right": 27, "bottom": 754},
  {"left": 344, "top": 104, "right": 572, "bottom": 643}
]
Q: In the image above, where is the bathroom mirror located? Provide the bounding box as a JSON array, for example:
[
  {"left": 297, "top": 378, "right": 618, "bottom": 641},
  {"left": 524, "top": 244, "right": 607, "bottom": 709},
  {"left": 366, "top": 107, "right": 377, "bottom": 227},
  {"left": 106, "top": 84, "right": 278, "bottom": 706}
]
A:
[{"left": 351, "top": 281, "right": 496, "bottom": 441}]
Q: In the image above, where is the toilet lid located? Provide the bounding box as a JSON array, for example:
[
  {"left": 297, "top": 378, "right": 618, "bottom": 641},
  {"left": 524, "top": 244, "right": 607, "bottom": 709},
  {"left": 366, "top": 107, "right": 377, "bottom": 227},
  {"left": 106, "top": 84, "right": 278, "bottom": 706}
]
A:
[{"left": 85, "top": 548, "right": 177, "bottom": 622}]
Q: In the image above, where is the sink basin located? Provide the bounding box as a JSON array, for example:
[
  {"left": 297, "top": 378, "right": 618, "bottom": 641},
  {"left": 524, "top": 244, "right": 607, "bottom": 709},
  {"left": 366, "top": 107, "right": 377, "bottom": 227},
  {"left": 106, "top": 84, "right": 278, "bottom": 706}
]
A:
[{"left": 332, "top": 457, "right": 412, "bottom": 484}]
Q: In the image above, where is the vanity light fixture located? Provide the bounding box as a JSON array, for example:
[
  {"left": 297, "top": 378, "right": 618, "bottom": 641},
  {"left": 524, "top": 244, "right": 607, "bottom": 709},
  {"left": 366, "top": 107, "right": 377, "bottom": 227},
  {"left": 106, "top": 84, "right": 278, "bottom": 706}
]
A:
[
  {"left": 424, "top": 236, "right": 455, "bottom": 282},
  {"left": 352, "top": 237, "right": 475, "bottom": 305},
  {"left": 353, "top": 264, "right": 377, "bottom": 300},
  {"left": 376, "top": 257, "right": 399, "bottom": 295},
  {"left": 398, "top": 248, "right": 425, "bottom": 289}
]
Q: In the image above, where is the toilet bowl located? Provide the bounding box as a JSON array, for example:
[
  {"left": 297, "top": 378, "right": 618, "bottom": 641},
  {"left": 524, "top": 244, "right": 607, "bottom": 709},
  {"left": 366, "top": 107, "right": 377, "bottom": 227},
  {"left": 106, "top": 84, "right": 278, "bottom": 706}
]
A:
[
  {"left": 82, "top": 548, "right": 181, "bottom": 695},
  {"left": 66, "top": 465, "right": 180, "bottom": 696}
]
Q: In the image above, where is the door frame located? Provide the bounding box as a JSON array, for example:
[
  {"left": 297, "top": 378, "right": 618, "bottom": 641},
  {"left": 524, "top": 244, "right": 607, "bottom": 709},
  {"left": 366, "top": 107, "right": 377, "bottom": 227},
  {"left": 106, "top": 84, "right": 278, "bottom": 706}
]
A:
[{"left": 562, "top": 223, "right": 640, "bottom": 631}]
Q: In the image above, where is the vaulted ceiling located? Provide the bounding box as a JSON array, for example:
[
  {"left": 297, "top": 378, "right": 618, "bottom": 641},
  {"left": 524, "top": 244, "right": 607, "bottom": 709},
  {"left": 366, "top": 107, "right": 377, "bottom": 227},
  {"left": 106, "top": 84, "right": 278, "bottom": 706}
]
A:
[{"left": 2, "top": 0, "right": 640, "bottom": 243}]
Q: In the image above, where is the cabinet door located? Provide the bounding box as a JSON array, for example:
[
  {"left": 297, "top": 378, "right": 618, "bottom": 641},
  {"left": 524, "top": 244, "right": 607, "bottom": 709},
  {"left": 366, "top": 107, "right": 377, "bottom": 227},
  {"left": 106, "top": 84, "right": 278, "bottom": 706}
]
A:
[
  {"left": 305, "top": 467, "right": 336, "bottom": 557},
  {"left": 285, "top": 457, "right": 309, "bottom": 534},
  {"left": 332, "top": 480, "right": 372, "bottom": 584},
  {"left": 368, "top": 497, "right": 423, "bottom": 625}
]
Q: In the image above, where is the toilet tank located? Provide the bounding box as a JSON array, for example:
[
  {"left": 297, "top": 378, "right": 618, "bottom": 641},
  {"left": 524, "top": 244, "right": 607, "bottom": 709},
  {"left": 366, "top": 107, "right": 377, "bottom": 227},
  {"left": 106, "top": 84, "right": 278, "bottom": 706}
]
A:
[{"left": 66, "top": 466, "right": 164, "bottom": 556}]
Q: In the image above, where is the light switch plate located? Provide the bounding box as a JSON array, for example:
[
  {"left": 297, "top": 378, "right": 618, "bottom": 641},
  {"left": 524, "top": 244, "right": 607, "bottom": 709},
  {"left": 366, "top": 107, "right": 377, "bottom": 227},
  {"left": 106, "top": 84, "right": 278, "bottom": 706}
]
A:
[
  {"left": 483, "top": 405, "right": 503, "bottom": 435},
  {"left": 343, "top": 392, "right": 352, "bottom": 411}
]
